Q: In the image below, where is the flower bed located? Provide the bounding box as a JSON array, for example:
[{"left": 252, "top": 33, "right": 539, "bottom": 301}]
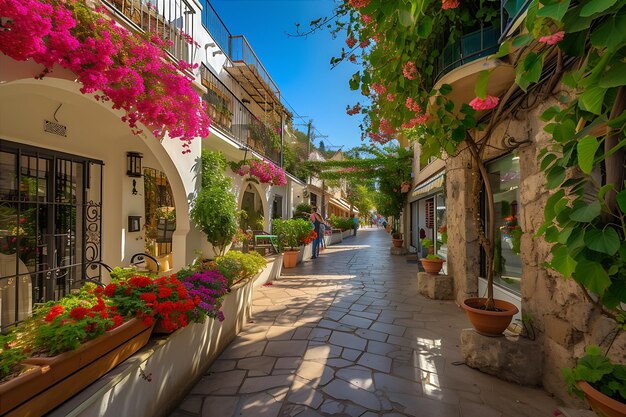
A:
[{"left": 0, "top": 251, "right": 271, "bottom": 414}]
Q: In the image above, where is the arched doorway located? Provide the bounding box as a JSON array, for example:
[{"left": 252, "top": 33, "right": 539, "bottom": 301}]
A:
[
  {"left": 143, "top": 167, "right": 176, "bottom": 270},
  {"left": 240, "top": 182, "right": 264, "bottom": 231}
]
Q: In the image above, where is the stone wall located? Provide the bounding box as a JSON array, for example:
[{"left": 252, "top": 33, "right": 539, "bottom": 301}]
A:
[{"left": 444, "top": 96, "right": 626, "bottom": 404}]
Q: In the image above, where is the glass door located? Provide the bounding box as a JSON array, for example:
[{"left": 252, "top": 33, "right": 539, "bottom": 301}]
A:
[{"left": 0, "top": 140, "right": 103, "bottom": 329}]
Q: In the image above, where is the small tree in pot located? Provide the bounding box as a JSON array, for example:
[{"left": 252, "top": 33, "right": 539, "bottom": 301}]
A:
[{"left": 272, "top": 219, "right": 314, "bottom": 268}]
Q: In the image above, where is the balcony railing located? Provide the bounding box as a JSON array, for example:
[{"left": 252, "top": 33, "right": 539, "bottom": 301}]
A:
[
  {"left": 229, "top": 35, "right": 280, "bottom": 100},
  {"left": 200, "top": 65, "right": 282, "bottom": 165},
  {"left": 201, "top": 0, "right": 232, "bottom": 57},
  {"left": 103, "top": 0, "right": 195, "bottom": 63},
  {"left": 500, "top": 0, "right": 532, "bottom": 41},
  {"left": 434, "top": 25, "right": 500, "bottom": 82}
]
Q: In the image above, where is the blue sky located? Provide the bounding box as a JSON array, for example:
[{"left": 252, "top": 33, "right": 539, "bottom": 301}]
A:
[{"left": 210, "top": 0, "right": 365, "bottom": 151}]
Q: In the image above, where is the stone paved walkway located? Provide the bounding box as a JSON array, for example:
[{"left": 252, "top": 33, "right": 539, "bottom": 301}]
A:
[{"left": 171, "top": 228, "right": 560, "bottom": 417}]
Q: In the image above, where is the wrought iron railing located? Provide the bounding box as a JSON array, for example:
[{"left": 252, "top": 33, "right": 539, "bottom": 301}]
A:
[
  {"left": 434, "top": 25, "right": 500, "bottom": 82},
  {"left": 103, "top": 0, "right": 195, "bottom": 63},
  {"left": 200, "top": 65, "right": 282, "bottom": 165},
  {"left": 201, "top": 0, "right": 232, "bottom": 57},
  {"left": 229, "top": 35, "right": 280, "bottom": 100}
]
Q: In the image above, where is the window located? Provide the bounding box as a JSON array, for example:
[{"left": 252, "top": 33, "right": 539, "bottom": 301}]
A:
[{"left": 482, "top": 152, "right": 522, "bottom": 294}]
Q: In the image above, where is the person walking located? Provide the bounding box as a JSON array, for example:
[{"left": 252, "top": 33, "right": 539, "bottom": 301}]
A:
[
  {"left": 352, "top": 214, "right": 359, "bottom": 236},
  {"left": 310, "top": 206, "right": 323, "bottom": 259}
]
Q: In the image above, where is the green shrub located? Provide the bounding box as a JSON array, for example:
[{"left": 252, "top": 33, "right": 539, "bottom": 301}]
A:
[
  {"left": 329, "top": 215, "right": 353, "bottom": 231},
  {"left": 272, "top": 218, "right": 314, "bottom": 251},
  {"left": 294, "top": 203, "right": 312, "bottom": 219},
  {"left": 216, "top": 250, "right": 267, "bottom": 286},
  {"left": 191, "top": 150, "right": 239, "bottom": 257}
]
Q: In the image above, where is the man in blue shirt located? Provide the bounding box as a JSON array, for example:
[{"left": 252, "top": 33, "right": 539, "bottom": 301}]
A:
[{"left": 352, "top": 214, "right": 359, "bottom": 236}]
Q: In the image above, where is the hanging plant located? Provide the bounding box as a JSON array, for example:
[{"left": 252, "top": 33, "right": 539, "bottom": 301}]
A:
[
  {"left": 0, "top": 0, "right": 210, "bottom": 152},
  {"left": 230, "top": 159, "right": 287, "bottom": 186}
]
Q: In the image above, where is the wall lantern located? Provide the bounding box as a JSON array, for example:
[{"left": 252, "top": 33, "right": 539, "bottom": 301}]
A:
[
  {"left": 128, "top": 215, "right": 141, "bottom": 232},
  {"left": 126, "top": 152, "right": 143, "bottom": 177}
]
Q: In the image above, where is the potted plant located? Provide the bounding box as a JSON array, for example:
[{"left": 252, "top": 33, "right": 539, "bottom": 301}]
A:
[
  {"left": 391, "top": 232, "right": 403, "bottom": 247},
  {"left": 420, "top": 254, "right": 445, "bottom": 275},
  {"left": 272, "top": 218, "right": 314, "bottom": 268},
  {"left": 563, "top": 345, "right": 626, "bottom": 417},
  {"left": 191, "top": 150, "right": 239, "bottom": 258}
]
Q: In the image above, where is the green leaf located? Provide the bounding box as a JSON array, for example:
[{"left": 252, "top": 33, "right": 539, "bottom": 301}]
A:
[
  {"left": 546, "top": 166, "right": 565, "bottom": 189},
  {"left": 417, "top": 15, "right": 433, "bottom": 38},
  {"left": 399, "top": 9, "right": 415, "bottom": 27},
  {"left": 512, "top": 34, "right": 535, "bottom": 47},
  {"left": 349, "top": 71, "right": 361, "bottom": 91},
  {"left": 536, "top": 0, "right": 571, "bottom": 21},
  {"left": 475, "top": 70, "right": 490, "bottom": 99},
  {"left": 574, "top": 259, "right": 612, "bottom": 295},
  {"left": 577, "top": 135, "right": 600, "bottom": 174},
  {"left": 584, "top": 228, "right": 621, "bottom": 255},
  {"left": 550, "top": 245, "right": 577, "bottom": 277},
  {"left": 562, "top": 5, "right": 594, "bottom": 32},
  {"left": 598, "top": 184, "right": 614, "bottom": 200},
  {"left": 579, "top": 87, "right": 607, "bottom": 115},
  {"left": 515, "top": 52, "right": 544, "bottom": 92},
  {"left": 570, "top": 200, "right": 601, "bottom": 222},
  {"left": 540, "top": 106, "right": 561, "bottom": 121},
  {"left": 599, "top": 60, "right": 626, "bottom": 88},
  {"left": 616, "top": 190, "right": 626, "bottom": 213},
  {"left": 545, "top": 189, "right": 566, "bottom": 220},
  {"left": 540, "top": 153, "right": 558, "bottom": 170},
  {"left": 591, "top": 13, "right": 626, "bottom": 51},
  {"left": 580, "top": 0, "right": 617, "bottom": 17},
  {"left": 439, "top": 84, "right": 452, "bottom": 95},
  {"left": 494, "top": 41, "right": 511, "bottom": 58}
]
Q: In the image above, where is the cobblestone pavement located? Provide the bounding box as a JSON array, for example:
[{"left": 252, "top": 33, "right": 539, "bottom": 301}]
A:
[{"left": 171, "top": 228, "right": 560, "bottom": 417}]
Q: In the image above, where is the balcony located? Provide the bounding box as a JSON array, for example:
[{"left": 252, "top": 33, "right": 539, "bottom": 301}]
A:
[
  {"left": 200, "top": 65, "right": 282, "bottom": 165},
  {"left": 501, "top": 0, "right": 531, "bottom": 40},
  {"left": 435, "top": 25, "right": 500, "bottom": 82},
  {"left": 103, "top": 0, "right": 195, "bottom": 63},
  {"left": 201, "top": 1, "right": 281, "bottom": 113}
]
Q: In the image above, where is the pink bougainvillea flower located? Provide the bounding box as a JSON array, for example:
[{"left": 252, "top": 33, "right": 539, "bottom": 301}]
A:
[
  {"left": 361, "top": 14, "right": 373, "bottom": 25},
  {"left": 346, "top": 36, "right": 357, "bottom": 48},
  {"left": 405, "top": 97, "right": 422, "bottom": 113},
  {"left": 442, "top": 0, "right": 460, "bottom": 9},
  {"left": 386, "top": 93, "right": 395, "bottom": 102},
  {"left": 402, "top": 61, "right": 417, "bottom": 80},
  {"left": 371, "top": 82, "right": 386, "bottom": 95},
  {"left": 401, "top": 113, "right": 428, "bottom": 129},
  {"left": 349, "top": 0, "right": 371, "bottom": 8},
  {"left": 348, "top": 54, "right": 357, "bottom": 63},
  {"left": 359, "top": 39, "right": 370, "bottom": 48},
  {"left": 469, "top": 95, "right": 500, "bottom": 110},
  {"left": 539, "top": 31, "right": 564, "bottom": 45}
]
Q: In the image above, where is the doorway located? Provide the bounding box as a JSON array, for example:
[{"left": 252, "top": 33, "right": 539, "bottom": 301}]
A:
[{"left": 0, "top": 140, "right": 103, "bottom": 329}]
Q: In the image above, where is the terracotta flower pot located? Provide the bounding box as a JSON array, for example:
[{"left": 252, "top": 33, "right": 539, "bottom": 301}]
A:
[
  {"left": 0, "top": 365, "right": 49, "bottom": 415},
  {"left": 462, "top": 298, "right": 519, "bottom": 336},
  {"left": 7, "top": 318, "right": 153, "bottom": 417},
  {"left": 392, "top": 238, "right": 404, "bottom": 248},
  {"left": 283, "top": 250, "right": 299, "bottom": 268},
  {"left": 577, "top": 381, "right": 626, "bottom": 417},
  {"left": 420, "top": 258, "right": 444, "bottom": 274}
]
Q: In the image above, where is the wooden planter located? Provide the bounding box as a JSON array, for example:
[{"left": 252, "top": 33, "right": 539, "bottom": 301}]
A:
[
  {"left": 420, "top": 257, "right": 444, "bottom": 274},
  {"left": 462, "top": 298, "right": 518, "bottom": 336},
  {"left": 4, "top": 319, "right": 153, "bottom": 417},
  {"left": 283, "top": 250, "right": 299, "bottom": 268},
  {"left": 577, "top": 381, "right": 626, "bottom": 417}
]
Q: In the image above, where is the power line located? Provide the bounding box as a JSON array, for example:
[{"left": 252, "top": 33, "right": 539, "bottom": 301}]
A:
[{"left": 281, "top": 95, "right": 340, "bottom": 150}]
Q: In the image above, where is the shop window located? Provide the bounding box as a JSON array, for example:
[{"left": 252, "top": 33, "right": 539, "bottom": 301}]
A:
[
  {"left": 481, "top": 152, "right": 522, "bottom": 294},
  {"left": 425, "top": 198, "right": 434, "bottom": 229}
]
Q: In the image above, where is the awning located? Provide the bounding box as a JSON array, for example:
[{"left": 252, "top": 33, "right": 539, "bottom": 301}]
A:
[
  {"left": 329, "top": 197, "right": 359, "bottom": 213},
  {"left": 412, "top": 171, "right": 445, "bottom": 197}
]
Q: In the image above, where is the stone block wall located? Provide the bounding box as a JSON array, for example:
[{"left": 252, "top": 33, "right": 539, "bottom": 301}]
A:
[{"left": 443, "top": 95, "right": 626, "bottom": 404}]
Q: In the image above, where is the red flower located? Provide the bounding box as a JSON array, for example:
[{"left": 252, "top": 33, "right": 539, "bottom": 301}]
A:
[
  {"left": 69, "top": 306, "right": 90, "bottom": 320},
  {"left": 103, "top": 283, "right": 117, "bottom": 297},
  {"left": 45, "top": 305, "right": 64, "bottom": 322},
  {"left": 142, "top": 316, "right": 154, "bottom": 327},
  {"left": 158, "top": 287, "right": 173, "bottom": 299},
  {"left": 469, "top": 95, "right": 499, "bottom": 111},
  {"left": 140, "top": 293, "right": 157, "bottom": 303},
  {"left": 346, "top": 36, "right": 357, "bottom": 48},
  {"left": 539, "top": 31, "right": 564, "bottom": 45},
  {"left": 129, "top": 276, "right": 153, "bottom": 288},
  {"left": 111, "top": 315, "right": 124, "bottom": 329}
]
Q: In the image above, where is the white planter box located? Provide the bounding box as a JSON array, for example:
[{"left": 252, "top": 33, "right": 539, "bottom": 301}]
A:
[
  {"left": 50, "top": 262, "right": 280, "bottom": 417},
  {"left": 327, "top": 231, "right": 343, "bottom": 246},
  {"left": 341, "top": 230, "right": 352, "bottom": 240}
]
